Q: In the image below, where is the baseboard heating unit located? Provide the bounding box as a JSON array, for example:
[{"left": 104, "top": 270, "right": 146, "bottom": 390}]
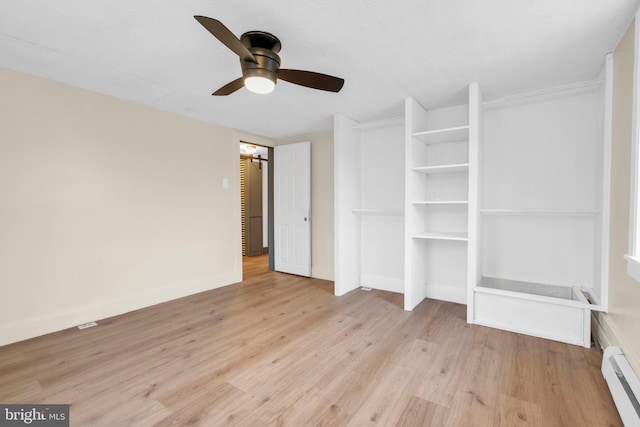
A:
[{"left": 602, "top": 346, "right": 640, "bottom": 426}]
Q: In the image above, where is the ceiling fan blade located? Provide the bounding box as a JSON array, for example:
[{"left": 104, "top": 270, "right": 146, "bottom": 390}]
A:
[
  {"left": 212, "top": 77, "right": 245, "bottom": 96},
  {"left": 278, "top": 69, "right": 344, "bottom": 92},
  {"left": 194, "top": 16, "right": 257, "bottom": 63}
]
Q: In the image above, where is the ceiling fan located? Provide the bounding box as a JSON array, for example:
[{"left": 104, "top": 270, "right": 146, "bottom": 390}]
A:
[{"left": 194, "top": 16, "right": 345, "bottom": 96}]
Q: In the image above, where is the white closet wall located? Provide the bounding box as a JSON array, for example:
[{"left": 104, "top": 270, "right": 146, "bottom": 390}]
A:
[
  {"left": 471, "top": 78, "right": 611, "bottom": 347},
  {"left": 359, "top": 122, "right": 405, "bottom": 292},
  {"left": 482, "top": 88, "right": 601, "bottom": 286},
  {"left": 334, "top": 116, "right": 405, "bottom": 296}
]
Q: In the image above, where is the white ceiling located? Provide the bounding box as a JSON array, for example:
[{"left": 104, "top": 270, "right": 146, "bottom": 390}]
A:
[{"left": 0, "top": 1, "right": 637, "bottom": 139}]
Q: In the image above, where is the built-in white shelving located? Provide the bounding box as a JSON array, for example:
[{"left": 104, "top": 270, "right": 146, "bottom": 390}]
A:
[
  {"left": 336, "top": 76, "right": 610, "bottom": 350},
  {"left": 404, "top": 85, "right": 481, "bottom": 310}
]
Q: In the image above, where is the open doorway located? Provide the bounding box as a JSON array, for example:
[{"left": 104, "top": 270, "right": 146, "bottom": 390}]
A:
[{"left": 240, "top": 142, "right": 273, "bottom": 278}]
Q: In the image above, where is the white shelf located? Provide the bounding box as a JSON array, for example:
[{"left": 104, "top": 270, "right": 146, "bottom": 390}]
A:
[
  {"left": 412, "top": 163, "right": 469, "bottom": 174},
  {"left": 412, "top": 200, "right": 468, "bottom": 205},
  {"left": 351, "top": 208, "right": 404, "bottom": 216},
  {"left": 412, "top": 231, "right": 468, "bottom": 241},
  {"left": 481, "top": 209, "right": 600, "bottom": 216},
  {"left": 412, "top": 125, "right": 469, "bottom": 145}
]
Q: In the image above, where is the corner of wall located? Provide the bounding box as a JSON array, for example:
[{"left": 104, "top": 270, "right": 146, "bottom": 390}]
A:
[{"left": 593, "top": 311, "right": 640, "bottom": 377}]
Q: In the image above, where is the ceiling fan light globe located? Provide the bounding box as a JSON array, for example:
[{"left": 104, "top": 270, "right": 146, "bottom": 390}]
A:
[{"left": 244, "top": 76, "right": 276, "bottom": 94}]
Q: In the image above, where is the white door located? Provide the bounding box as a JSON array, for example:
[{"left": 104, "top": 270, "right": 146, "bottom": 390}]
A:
[{"left": 274, "top": 141, "right": 311, "bottom": 276}]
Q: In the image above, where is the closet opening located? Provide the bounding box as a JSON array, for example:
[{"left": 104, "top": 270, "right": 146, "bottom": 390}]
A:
[{"left": 240, "top": 142, "right": 274, "bottom": 277}]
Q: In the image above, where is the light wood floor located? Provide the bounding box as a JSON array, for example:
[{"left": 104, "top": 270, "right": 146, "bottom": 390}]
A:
[{"left": 0, "top": 255, "right": 622, "bottom": 426}]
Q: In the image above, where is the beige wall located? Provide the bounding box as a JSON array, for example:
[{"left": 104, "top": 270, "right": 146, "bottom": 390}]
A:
[
  {"left": 595, "top": 19, "right": 640, "bottom": 374},
  {"left": 277, "top": 130, "right": 334, "bottom": 281},
  {"left": 0, "top": 68, "right": 254, "bottom": 345}
]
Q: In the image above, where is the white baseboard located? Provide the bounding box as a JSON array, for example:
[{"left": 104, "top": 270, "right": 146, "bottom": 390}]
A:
[
  {"left": 0, "top": 271, "right": 241, "bottom": 347},
  {"left": 425, "top": 283, "right": 467, "bottom": 305},
  {"left": 360, "top": 274, "right": 404, "bottom": 294},
  {"left": 334, "top": 283, "right": 358, "bottom": 296}
]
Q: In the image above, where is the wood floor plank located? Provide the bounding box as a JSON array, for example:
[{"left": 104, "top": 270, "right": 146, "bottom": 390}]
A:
[
  {"left": 494, "top": 393, "right": 544, "bottom": 426},
  {"left": 349, "top": 339, "right": 437, "bottom": 425},
  {"left": 395, "top": 396, "right": 447, "bottom": 427},
  {"left": 153, "top": 381, "right": 245, "bottom": 427},
  {"left": 0, "top": 255, "right": 622, "bottom": 426},
  {"left": 74, "top": 397, "right": 171, "bottom": 427}
]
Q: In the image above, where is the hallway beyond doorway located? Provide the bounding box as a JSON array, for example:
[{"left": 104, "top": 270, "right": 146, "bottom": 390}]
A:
[{"left": 243, "top": 254, "right": 269, "bottom": 279}]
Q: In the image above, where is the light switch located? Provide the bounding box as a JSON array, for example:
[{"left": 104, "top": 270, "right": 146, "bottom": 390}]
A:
[{"left": 222, "top": 178, "right": 229, "bottom": 188}]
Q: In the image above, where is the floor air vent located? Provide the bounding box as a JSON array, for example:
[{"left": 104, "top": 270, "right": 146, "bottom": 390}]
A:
[{"left": 602, "top": 346, "right": 640, "bottom": 426}]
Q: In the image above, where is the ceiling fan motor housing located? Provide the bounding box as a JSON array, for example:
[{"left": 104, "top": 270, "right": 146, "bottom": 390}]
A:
[
  {"left": 241, "top": 47, "right": 280, "bottom": 83},
  {"left": 240, "top": 31, "right": 282, "bottom": 84}
]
